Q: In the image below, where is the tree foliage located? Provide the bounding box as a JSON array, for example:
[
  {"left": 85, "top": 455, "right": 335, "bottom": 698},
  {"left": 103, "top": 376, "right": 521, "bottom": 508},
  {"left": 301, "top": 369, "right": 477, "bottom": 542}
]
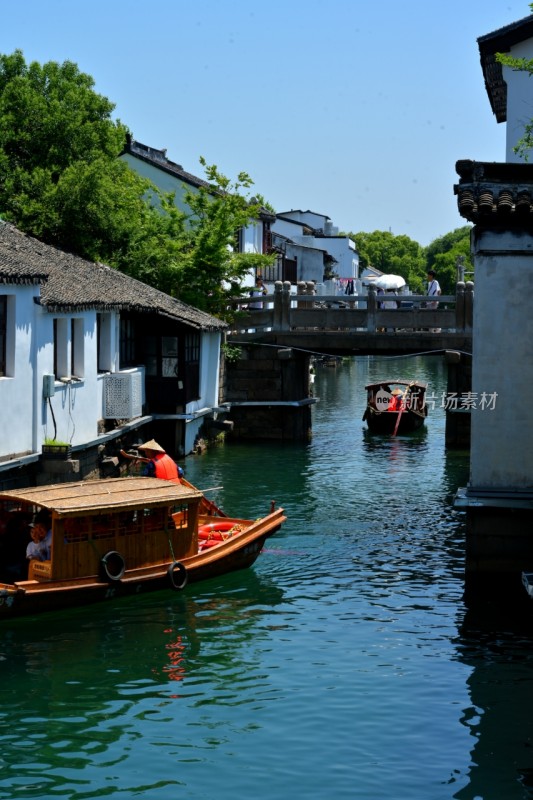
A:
[
  {"left": 425, "top": 226, "right": 473, "bottom": 293},
  {"left": 347, "top": 227, "right": 473, "bottom": 294},
  {"left": 0, "top": 50, "right": 273, "bottom": 319},
  {"left": 173, "top": 159, "right": 275, "bottom": 312},
  {"left": 495, "top": 3, "right": 533, "bottom": 160},
  {"left": 0, "top": 50, "right": 156, "bottom": 264},
  {"left": 347, "top": 230, "right": 426, "bottom": 290}
]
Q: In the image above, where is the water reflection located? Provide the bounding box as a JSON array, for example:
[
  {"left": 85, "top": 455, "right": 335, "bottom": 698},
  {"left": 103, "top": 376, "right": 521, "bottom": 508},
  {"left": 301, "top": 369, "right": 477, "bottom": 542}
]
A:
[
  {"left": 0, "top": 572, "right": 284, "bottom": 797},
  {"left": 2, "top": 354, "right": 530, "bottom": 800},
  {"left": 453, "top": 607, "right": 533, "bottom": 799}
]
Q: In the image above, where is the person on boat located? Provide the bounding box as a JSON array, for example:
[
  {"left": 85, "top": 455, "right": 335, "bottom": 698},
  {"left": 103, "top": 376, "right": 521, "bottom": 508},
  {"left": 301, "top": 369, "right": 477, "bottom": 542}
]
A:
[
  {"left": 136, "top": 440, "right": 183, "bottom": 483},
  {"left": 34, "top": 510, "right": 52, "bottom": 559},
  {"left": 26, "top": 523, "right": 49, "bottom": 562},
  {"left": 387, "top": 388, "right": 404, "bottom": 411}
]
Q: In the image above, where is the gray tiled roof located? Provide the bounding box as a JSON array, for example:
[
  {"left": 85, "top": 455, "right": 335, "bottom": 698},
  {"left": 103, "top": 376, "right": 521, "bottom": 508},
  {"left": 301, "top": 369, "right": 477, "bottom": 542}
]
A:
[
  {"left": 455, "top": 159, "right": 533, "bottom": 229},
  {"left": 478, "top": 14, "right": 533, "bottom": 122},
  {"left": 124, "top": 138, "right": 276, "bottom": 221},
  {"left": 0, "top": 221, "right": 226, "bottom": 331},
  {"left": 123, "top": 137, "right": 213, "bottom": 191}
]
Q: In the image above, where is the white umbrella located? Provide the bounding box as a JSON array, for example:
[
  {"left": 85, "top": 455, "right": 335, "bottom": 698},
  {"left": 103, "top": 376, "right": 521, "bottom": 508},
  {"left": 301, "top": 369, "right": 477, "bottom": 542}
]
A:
[{"left": 374, "top": 274, "right": 406, "bottom": 291}]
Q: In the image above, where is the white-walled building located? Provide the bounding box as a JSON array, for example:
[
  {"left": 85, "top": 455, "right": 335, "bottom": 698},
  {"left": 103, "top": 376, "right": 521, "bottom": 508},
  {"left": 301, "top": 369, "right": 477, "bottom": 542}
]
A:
[
  {"left": 478, "top": 13, "right": 533, "bottom": 162},
  {"left": 0, "top": 221, "right": 225, "bottom": 486},
  {"left": 454, "top": 11, "right": 533, "bottom": 590},
  {"left": 121, "top": 137, "right": 276, "bottom": 293},
  {"left": 271, "top": 210, "right": 359, "bottom": 288}
]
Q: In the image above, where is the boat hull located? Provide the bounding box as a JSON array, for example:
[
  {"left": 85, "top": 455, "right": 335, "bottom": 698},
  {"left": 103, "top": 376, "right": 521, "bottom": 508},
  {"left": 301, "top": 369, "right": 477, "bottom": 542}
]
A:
[
  {"left": 363, "top": 406, "right": 426, "bottom": 434},
  {"left": 0, "top": 477, "right": 286, "bottom": 620},
  {"left": 362, "top": 379, "right": 428, "bottom": 435},
  {"left": 0, "top": 520, "right": 283, "bottom": 619}
]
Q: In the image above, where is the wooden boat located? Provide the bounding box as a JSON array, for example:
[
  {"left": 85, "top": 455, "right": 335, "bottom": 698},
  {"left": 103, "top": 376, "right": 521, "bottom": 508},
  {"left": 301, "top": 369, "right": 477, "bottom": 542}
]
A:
[
  {"left": 0, "top": 477, "right": 286, "bottom": 619},
  {"left": 362, "top": 379, "right": 428, "bottom": 434}
]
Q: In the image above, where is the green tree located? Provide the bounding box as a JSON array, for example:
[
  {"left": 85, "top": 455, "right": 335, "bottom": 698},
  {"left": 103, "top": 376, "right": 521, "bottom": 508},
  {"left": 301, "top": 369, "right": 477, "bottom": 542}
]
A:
[
  {"left": 0, "top": 50, "right": 145, "bottom": 261},
  {"left": 425, "top": 226, "right": 473, "bottom": 294},
  {"left": 0, "top": 51, "right": 274, "bottom": 319},
  {"left": 173, "top": 158, "right": 276, "bottom": 313},
  {"left": 347, "top": 230, "right": 426, "bottom": 290}
]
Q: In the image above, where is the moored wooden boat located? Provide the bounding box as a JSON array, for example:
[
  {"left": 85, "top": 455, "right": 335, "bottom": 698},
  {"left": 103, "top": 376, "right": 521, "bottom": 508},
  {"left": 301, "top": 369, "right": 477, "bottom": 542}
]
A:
[
  {"left": 0, "top": 477, "right": 286, "bottom": 619},
  {"left": 362, "top": 379, "right": 428, "bottom": 434}
]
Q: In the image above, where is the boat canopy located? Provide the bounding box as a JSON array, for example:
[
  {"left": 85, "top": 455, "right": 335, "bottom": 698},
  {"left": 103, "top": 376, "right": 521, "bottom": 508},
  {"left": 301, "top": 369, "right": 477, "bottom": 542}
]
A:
[
  {"left": 364, "top": 379, "right": 427, "bottom": 391},
  {"left": 0, "top": 477, "right": 202, "bottom": 517}
]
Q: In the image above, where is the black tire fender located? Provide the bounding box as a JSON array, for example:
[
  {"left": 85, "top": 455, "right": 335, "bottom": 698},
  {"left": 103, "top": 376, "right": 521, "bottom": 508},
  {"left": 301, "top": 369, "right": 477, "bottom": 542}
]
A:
[
  {"left": 168, "top": 560, "right": 188, "bottom": 591},
  {"left": 100, "top": 551, "right": 126, "bottom": 582}
]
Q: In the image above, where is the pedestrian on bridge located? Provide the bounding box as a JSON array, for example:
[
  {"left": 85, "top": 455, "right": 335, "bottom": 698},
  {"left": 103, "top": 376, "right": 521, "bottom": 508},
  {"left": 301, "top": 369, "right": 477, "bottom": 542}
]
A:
[
  {"left": 427, "top": 270, "right": 441, "bottom": 332},
  {"left": 426, "top": 270, "right": 441, "bottom": 309}
]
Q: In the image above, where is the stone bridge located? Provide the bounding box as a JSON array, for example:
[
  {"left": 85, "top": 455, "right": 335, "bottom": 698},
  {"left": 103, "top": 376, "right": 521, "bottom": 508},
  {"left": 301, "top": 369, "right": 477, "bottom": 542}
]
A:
[
  {"left": 220, "top": 281, "right": 473, "bottom": 448},
  {"left": 227, "top": 280, "right": 473, "bottom": 356}
]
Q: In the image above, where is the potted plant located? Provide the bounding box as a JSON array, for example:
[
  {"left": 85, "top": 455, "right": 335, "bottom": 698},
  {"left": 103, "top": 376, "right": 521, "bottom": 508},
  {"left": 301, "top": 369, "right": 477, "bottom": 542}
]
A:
[{"left": 42, "top": 438, "right": 72, "bottom": 459}]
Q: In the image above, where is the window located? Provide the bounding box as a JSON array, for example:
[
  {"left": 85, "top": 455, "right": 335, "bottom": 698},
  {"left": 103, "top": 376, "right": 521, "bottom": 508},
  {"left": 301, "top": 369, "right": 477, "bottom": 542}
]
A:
[
  {"left": 71, "top": 318, "right": 84, "bottom": 378},
  {"left": 97, "top": 313, "right": 113, "bottom": 373},
  {"left": 120, "top": 317, "right": 136, "bottom": 367},
  {"left": 185, "top": 332, "right": 200, "bottom": 363},
  {"left": 53, "top": 318, "right": 69, "bottom": 380},
  {"left": 143, "top": 335, "right": 157, "bottom": 377},
  {"left": 185, "top": 332, "right": 200, "bottom": 401},
  {"left": 262, "top": 223, "right": 272, "bottom": 254},
  {"left": 161, "top": 336, "right": 179, "bottom": 378}
]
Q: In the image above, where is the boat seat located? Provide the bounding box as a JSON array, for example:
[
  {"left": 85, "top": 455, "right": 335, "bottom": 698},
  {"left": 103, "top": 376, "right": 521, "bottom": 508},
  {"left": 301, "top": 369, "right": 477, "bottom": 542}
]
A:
[{"left": 28, "top": 559, "right": 52, "bottom": 581}]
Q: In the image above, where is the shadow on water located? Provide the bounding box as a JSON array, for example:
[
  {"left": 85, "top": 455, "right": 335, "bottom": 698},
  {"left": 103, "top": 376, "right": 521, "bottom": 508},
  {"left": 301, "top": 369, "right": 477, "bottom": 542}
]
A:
[{"left": 452, "top": 602, "right": 533, "bottom": 800}]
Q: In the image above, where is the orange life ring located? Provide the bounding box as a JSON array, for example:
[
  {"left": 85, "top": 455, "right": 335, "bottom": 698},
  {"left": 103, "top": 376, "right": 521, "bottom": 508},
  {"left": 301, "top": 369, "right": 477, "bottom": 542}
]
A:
[
  {"left": 198, "top": 521, "right": 235, "bottom": 540},
  {"left": 199, "top": 539, "right": 221, "bottom": 550}
]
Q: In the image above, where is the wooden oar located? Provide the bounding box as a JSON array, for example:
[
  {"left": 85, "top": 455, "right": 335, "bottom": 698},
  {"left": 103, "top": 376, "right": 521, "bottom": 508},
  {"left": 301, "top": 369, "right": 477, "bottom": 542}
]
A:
[
  {"left": 120, "top": 450, "right": 226, "bottom": 513},
  {"left": 120, "top": 449, "right": 149, "bottom": 464},
  {"left": 392, "top": 382, "right": 414, "bottom": 436},
  {"left": 392, "top": 403, "right": 404, "bottom": 436}
]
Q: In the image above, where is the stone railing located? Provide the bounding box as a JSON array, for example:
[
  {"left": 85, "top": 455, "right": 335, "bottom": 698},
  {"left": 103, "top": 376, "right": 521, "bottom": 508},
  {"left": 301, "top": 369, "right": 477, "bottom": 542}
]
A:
[{"left": 229, "top": 280, "right": 473, "bottom": 335}]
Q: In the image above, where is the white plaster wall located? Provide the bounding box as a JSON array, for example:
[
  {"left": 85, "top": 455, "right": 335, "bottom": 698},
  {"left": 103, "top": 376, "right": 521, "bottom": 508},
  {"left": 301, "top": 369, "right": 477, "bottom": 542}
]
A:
[
  {"left": 272, "top": 218, "right": 304, "bottom": 239},
  {"left": 0, "top": 285, "right": 38, "bottom": 457},
  {"left": 283, "top": 243, "right": 324, "bottom": 283},
  {"left": 241, "top": 220, "right": 263, "bottom": 254},
  {"left": 504, "top": 38, "right": 533, "bottom": 162},
  {"left": 183, "top": 331, "right": 221, "bottom": 454},
  {"left": 36, "top": 311, "right": 106, "bottom": 446},
  {"left": 313, "top": 237, "right": 358, "bottom": 279},
  {"left": 279, "top": 210, "right": 329, "bottom": 229},
  {"left": 0, "top": 290, "right": 132, "bottom": 458},
  {"left": 470, "top": 230, "right": 533, "bottom": 489},
  {"left": 120, "top": 153, "right": 198, "bottom": 215}
]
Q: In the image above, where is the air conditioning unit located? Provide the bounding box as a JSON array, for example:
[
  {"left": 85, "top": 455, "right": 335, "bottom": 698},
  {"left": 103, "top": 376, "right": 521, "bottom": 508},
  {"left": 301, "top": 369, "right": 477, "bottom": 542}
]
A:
[{"left": 103, "top": 372, "right": 143, "bottom": 419}]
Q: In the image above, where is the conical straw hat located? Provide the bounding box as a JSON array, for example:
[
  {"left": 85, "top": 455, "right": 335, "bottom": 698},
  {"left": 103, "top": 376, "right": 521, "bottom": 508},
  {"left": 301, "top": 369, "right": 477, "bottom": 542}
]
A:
[{"left": 137, "top": 439, "right": 166, "bottom": 453}]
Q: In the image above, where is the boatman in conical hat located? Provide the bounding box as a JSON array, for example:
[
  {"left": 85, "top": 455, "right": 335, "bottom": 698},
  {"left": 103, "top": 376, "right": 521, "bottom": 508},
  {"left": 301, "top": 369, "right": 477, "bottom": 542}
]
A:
[{"left": 136, "top": 439, "right": 182, "bottom": 484}]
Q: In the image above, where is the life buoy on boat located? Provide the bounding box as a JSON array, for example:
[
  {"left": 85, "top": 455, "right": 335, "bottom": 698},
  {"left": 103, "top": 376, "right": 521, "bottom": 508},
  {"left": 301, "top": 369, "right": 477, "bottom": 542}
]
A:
[
  {"left": 100, "top": 551, "right": 125, "bottom": 582},
  {"left": 199, "top": 539, "right": 220, "bottom": 550},
  {"left": 167, "top": 561, "right": 188, "bottom": 591},
  {"left": 198, "top": 521, "right": 235, "bottom": 540}
]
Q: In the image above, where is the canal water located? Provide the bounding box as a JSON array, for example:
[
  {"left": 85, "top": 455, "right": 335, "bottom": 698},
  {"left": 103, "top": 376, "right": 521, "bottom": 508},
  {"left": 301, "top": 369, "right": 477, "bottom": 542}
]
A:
[{"left": 2, "top": 355, "right": 533, "bottom": 800}]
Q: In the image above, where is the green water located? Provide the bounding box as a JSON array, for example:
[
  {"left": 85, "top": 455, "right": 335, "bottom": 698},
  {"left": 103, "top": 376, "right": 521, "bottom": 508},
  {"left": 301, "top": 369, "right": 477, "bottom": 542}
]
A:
[{"left": 1, "top": 355, "right": 533, "bottom": 800}]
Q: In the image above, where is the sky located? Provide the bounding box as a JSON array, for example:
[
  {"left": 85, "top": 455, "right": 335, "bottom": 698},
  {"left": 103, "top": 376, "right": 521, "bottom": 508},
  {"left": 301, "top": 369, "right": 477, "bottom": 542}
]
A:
[{"left": 2, "top": 0, "right": 532, "bottom": 246}]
